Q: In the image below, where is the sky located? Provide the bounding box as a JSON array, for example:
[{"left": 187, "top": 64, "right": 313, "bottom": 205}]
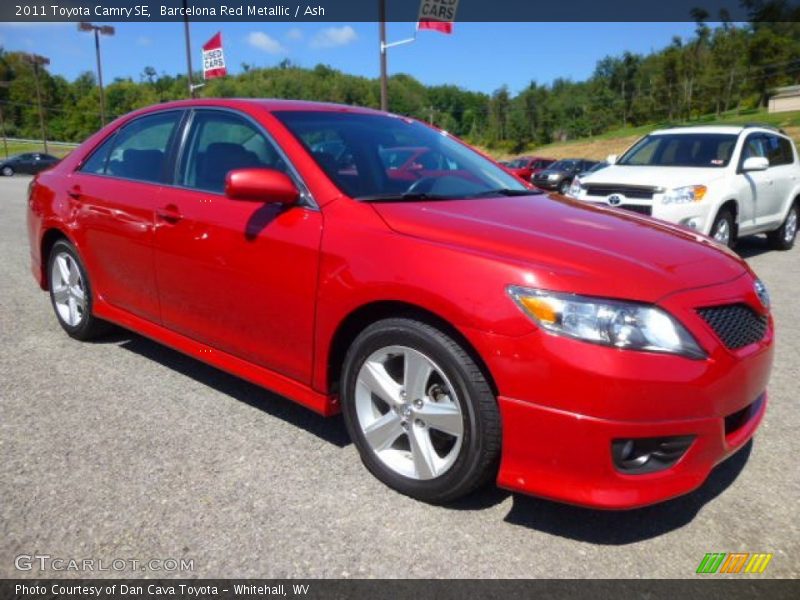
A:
[{"left": 0, "top": 21, "right": 699, "bottom": 94}]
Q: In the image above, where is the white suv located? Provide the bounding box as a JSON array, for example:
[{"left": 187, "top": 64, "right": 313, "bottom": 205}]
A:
[{"left": 568, "top": 125, "right": 800, "bottom": 250}]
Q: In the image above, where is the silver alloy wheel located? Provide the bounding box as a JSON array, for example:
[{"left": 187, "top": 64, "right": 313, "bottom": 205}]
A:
[
  {"left": 50, "top": 252, "right": 86, "bottom": 327},
  {"left": 1, "top": 166, "right": 12, "bottom": 177},
  {"left": 785, "top": 209, "right": 798, "bottom": 243},
  {"left": 354, "top": 345, "right": 464, "bottom": 480},
  {"left": 713, "top": 218, "right": 730, "bottom": 245}
]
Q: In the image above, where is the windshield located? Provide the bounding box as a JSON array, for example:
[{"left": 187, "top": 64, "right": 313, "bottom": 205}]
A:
[
  {"left": 549, "top": 160, "right": 577, "bottom": 171},
  {"left": 619, "top": 133, "right": 737, "bottom": 167},
  {"left": 274, "top": 111, "right": 528, "bottom": 200}
]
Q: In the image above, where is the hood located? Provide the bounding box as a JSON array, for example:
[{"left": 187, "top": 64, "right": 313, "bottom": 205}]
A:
[
  {"left": 371, "top": 195, "right": 747, "bottom": 302},
  {"left": 581, "top": 164, "right": 726, "bottom": 189}
]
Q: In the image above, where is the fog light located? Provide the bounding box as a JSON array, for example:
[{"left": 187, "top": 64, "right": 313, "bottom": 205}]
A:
[
  {"left": 681, "top": 217, "right": 701, "bottom": 230},
  {"left": 611, "top": 435, "right": 695, "bottom": 474}
]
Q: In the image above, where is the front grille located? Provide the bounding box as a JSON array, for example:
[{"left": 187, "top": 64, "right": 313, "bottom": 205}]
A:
[
  {"left": 696, "top": 304, "right": 768, "bottom": 350},
  {"left": 584, "top": 184, "right": 657, "bottom": 200},
  {"left": 616, "top": 204, "right": 652, "bottom": 216}
]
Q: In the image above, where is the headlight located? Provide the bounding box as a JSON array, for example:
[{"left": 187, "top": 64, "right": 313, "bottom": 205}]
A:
[
  {"left": 568, "top": 177, "right": 583, "bottom": 198},
  {"left": 507, "top": 286, "right": 705, "bottom": 359},
  {"left": 547, "top": 173, "right": 559, "bottom": 181},
  {"left": 662, "top": 185, "right": 707, "bottom": 205}
]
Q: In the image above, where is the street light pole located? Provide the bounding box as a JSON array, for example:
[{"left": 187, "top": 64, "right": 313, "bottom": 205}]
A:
[
  {"left": 24, "top": 53, "right": 50, "bottom": 155},
  {"left": 379, "top": 0, "right": 388, "bottom": 111},
  {"left": 79, "top": 22, "right": 115, "bottom": 127},
  {"left": 183, "top": 0, "right": 196, "bottom": 98}
]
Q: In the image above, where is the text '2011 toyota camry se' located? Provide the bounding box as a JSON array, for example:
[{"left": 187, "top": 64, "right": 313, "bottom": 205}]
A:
[{"left": 27, "top": 99, "right": 774, "bottom": 509}]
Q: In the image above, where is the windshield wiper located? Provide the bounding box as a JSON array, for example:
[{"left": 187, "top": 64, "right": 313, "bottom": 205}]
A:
[
  {"left": 466, "top": 188, "right": 539, "bottom": 198},
  {"left": 357, "top": 192, "right": 450, "bottom": 202}
]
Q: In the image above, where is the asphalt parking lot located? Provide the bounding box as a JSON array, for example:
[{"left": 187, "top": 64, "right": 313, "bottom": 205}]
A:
[{"left": 1, "top": 174, "right": 798, "bottom": 579}]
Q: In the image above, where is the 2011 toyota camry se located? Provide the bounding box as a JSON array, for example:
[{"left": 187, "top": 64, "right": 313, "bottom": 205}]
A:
[{"left": 26, "top": 99, "right": 774, "bottom": 509}]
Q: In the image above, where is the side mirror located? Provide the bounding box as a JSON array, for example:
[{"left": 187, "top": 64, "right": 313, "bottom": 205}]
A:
[
  {"left": 741, "top": 156, "right": 769, "bottom": 172},
  {"left": 225, "top": 168, "right": 299, "bottom": 204},
  {"left": 606, "top": 154, "right": 618, "bottom": 165}
]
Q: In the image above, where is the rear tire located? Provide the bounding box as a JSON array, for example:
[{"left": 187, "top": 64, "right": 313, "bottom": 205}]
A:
[
  {"left": 1, "top": 166, "right": 14, "bottom": 177},
  {"left": 710, "top": 208, "right": 736, "bottom": 248},
  {"left": 340, "top": 317, "right": 501, "bottom": 504},
  {"left": 767, "top": 202, "right": 798, "bottom": 251},
  {"left": 47, "top": 239, "right": 111, "bottom": 340}
]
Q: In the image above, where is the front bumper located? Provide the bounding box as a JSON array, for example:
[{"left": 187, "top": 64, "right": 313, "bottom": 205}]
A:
[
  {"left": 532, "top": 179, "right": 561, "bottom": 191},
  {"left": 578, "top": 197, "right": 717, "bottom": 234},
  {"left": 496, "top": 391, "right": 766, "bottom": 509},
  {"left": 463, "top": 273, "right": 774, "bottom": 509}
]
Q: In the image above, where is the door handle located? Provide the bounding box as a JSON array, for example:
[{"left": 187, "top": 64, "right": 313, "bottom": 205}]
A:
[{"left": 156, "top": 204, "right": 182, "bottom": 224}]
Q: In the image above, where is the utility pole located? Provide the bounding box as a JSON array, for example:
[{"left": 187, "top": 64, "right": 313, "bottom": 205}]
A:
[
  {"left": 183, "top": 0, "right": 196, "bottom": 98},
  {"left": 78, "top": 22, "right": 115, "bottom": 127},
  {"left": 24, "top": 53, "right": 50, "bottom": 154},
  {"left": 379, "top": 0, "right": 388, "bottom": 111},
  {"left": 0, "top": 81, "right": 10, "bottom": 159}
]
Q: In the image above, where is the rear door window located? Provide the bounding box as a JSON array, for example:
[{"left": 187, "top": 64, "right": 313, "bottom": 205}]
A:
[{"left": 80, "top": 111, "right": 182, "bottom": 183}]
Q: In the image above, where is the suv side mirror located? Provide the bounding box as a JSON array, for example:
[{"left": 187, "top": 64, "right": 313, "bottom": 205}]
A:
[
  {"left": 741, "top": 156, "right": 769, "bottom": 172},
  {"left": 225, "top": 168, "right": 299, "bottom": 204},
  {"left": 606, "top": 154, "right": 618, "bottom": 165}
]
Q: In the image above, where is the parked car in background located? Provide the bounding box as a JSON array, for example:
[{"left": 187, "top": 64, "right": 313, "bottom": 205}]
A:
[
  {"left": 532, "top": 158, "right": 597, "bottom": 194},
  {"left": 504, "top": 156, "right": 555, "bottom": 182},
  {"left": 28, "top": 99, "right": 773, "bottom": 509},
  {"left": 1, "top": 152, "right": 60, "bottom": 176},
  {"left": 578, "top": 161, "right": 609, "bottom": 178},
  {"left": 568, "top": 125, "right": 800, "bottom": 250}
]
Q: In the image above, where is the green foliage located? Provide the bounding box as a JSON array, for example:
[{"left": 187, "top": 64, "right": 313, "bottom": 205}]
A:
[{"left": 0, "top": 9, "right": 797, "bottom": 151}]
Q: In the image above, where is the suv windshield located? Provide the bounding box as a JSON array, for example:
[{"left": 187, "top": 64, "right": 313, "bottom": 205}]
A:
[
  {"left": 619, "top": 133, "right": 737, "bottom": 168},
  {"left": 274, "top": 111, "right": 528, "bottom": 201}
]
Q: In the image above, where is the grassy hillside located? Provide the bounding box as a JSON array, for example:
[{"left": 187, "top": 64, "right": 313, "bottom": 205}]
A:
[
  {"left": 490, "top": 109, "right": 800, "bottom": 162},
  {"left": 1, "top": 141, "right": 76, "bottom": 159}
]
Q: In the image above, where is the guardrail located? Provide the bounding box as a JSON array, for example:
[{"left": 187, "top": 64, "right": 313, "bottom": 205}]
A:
[{"left": 2, "top": 137, "right": 79, "bottom": 147}]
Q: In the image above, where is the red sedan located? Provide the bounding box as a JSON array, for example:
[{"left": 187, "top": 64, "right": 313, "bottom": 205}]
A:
[
  {"left": 504, "top": 155, "right": 555, "bottom": 181},
  {"left": 26, "top": 99, "right": 773, "bottom": 508}
]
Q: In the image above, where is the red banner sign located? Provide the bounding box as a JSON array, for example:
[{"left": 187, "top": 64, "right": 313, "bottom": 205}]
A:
[{"left": 202, "top": 32, "right": 227, "bottom": 80}]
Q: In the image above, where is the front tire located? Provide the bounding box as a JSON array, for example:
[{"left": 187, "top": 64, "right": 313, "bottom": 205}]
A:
[
  {"left": 767, "top": 202, "right": 798, "bottom": 251},
  {"left": 340, "top": 318, "right": 501, "bottom": 504},
  {"left": 710, "top": 208, "right": 736, "bottom": 248},
  {"left": 47, "top": 240, "right": 110, "bottom": 340},
  {"left": 558, "top": 179, "right": 570, "bottom": 195}
]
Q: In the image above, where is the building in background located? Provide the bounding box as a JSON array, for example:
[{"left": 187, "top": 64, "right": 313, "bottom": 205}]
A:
[{"left": 769, "top": 85, "right": 800, "bottom": 113}]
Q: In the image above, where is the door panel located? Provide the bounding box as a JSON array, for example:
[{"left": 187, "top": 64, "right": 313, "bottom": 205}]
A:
[
  {"left": 72, "top": 110, "right": 184, "bottom": 321},
  {"left": 153, "top": 109, "right": 322, "bottom": 384},
  {"left": 154, "top": 188, "right": 322, "bottom": 383},
  {"left": 73, "top": 174, "right": 162, "bottom": 321}
]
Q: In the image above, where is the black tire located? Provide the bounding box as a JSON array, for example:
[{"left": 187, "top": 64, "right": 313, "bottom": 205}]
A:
[
  {"left": 340, "top": 317, "right": 501, "bottom": 504},
  {"left": 1, "top": 165, "right": 14, "bottom": 177},
  {"left": 558, "top": 179, "right": 570, "bottom": 195},
  {"left": 46, "top": 239, "right": 111, "bottom": 340},
  {"left": 710, "top": 208, "right": 736, "bottom": 248},
  {"left": 767, "top": 202, "right": 798, "bottom": 251}
]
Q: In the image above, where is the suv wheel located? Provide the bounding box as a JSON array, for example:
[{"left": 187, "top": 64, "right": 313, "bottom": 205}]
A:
[
  {"left": 559, "top": 180, "right": 570, "bottom": 195},
  {"left": 47, "top": 240, "right": 111, "bottom": 340},
  {"left": 767, "top": 202, "right": 798, "bottom": 251},
  {"left": 711, "top": 208, "right": 736, "bottom": 248},
  {"left": 340, "top": 318, "right": 501, "bottom": 504},
  {"left": 1, "top": 166, "right": 14, "bottom": 177}
]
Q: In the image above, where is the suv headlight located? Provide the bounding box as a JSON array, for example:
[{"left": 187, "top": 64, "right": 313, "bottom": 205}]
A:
[
  {"left": 547, "top": 173, "right": 559, "bottom": 181},
  {"left": 662, "top": 185, "right": 707, "bottom": 204},
  {"left": 507, "top": 286, "right": 705, "bottom": 359},
  {"left": 568, "top": 177, "right": 583, "bottom": 198}
]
